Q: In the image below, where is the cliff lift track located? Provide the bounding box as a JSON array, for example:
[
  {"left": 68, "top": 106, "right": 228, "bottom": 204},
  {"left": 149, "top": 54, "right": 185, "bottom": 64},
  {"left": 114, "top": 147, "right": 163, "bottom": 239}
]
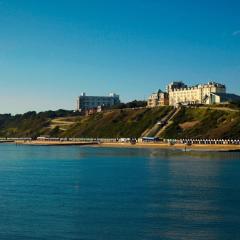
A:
[
  {"left": 142, "top": 107, "right": 180, "bottom": 137},
  {"left": 155, "top": 107, "right": 182, "bottom": 137}
]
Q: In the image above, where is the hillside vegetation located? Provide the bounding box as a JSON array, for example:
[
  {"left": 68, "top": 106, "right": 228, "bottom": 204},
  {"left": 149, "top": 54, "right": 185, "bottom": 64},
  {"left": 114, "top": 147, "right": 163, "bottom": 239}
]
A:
[
  {"left": 0, "top": 110, "right": 80, "bottom": 138},
  {"left": 0, "top": 106, "right": 239, "bottom": 139},
  {"left": 62, "top": 107, "right": 172, "bottom": 138},
  {"left": 159, "top": 107, "right": 240, "bottom": 139}
]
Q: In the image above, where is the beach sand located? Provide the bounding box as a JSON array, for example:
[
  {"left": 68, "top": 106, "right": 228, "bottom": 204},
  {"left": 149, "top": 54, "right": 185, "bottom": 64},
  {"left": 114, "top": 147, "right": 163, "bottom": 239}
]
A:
[
  {"left": 15, "top": 140, "right": 240, "bottom": 151},
  {"left": 98, "top": 142, "right": 240, "bottom": 152}
]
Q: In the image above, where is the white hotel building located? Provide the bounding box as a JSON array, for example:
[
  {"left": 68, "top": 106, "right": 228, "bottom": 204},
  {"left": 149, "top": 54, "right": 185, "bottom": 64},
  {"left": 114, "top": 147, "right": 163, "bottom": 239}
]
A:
[
  {"left": 167, "top": 81, "right": 226, "bottom": 106},
  {"left": 147, "top": 81, "right": 240, "bottom": 108}
]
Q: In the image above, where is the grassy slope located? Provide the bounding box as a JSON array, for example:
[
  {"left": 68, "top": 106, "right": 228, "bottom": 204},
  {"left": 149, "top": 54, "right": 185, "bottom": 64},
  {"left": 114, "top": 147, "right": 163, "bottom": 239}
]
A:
[
  {"left": 160, "top": 107, "right": 240, "bottom": 139},
  {"left": 62, "top": 107, "right": 172, "bottom": 138}
]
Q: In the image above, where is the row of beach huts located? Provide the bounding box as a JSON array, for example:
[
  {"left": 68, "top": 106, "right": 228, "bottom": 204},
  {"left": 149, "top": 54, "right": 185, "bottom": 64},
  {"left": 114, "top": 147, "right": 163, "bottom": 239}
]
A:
[{"left": 1, "top": 137, "right": 240, "bottom": 145}]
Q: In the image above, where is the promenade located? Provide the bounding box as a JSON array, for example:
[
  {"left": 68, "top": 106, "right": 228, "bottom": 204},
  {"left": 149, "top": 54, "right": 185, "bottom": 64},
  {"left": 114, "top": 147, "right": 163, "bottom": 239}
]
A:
[{"left": 9, "top": 137, "right": 240, "bottom": 151}]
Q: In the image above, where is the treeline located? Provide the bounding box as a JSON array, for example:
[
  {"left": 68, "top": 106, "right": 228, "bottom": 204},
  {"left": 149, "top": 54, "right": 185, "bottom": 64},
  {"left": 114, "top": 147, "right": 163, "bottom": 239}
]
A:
[
  {"left": 0, "top": 109, "right": 80, "bottom": 121},
  {"left": 110, "top": 100, "right": 147, "bottom": 109}
]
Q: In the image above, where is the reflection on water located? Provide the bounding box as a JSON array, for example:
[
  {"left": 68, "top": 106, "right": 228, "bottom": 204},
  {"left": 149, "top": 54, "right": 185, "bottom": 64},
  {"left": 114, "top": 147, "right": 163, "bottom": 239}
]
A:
[
  {"left": 146, "top": 149, "right": 240, "bottom": 240},
  {"left": 0, "top": 144, "right": 240, "bottom": 240}
]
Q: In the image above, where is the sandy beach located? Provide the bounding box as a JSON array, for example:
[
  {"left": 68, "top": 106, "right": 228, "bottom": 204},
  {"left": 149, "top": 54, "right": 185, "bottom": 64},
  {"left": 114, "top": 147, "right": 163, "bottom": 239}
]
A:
[
  {"left": 98, "top": 142, "right": 240, "bottom": 152},
  {"left": 14, "top": 140, "right": 240, "bottom": 151}
]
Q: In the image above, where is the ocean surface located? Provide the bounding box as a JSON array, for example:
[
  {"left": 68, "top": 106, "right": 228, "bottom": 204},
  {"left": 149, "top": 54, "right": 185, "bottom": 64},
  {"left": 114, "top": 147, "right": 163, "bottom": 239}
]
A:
[{"left": 0, "top": 144, "right": 240, "bottom": 240}]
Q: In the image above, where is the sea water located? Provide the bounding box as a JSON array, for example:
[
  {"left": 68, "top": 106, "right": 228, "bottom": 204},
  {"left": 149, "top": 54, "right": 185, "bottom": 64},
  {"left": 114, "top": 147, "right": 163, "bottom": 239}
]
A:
[{"left": 0, "top": 144, "right": 240, "bottom": 240}]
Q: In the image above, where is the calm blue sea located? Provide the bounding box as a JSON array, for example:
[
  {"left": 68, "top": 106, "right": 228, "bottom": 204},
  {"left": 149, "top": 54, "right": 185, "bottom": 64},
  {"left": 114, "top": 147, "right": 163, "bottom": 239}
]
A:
[{"left": 0, "top": 144, "right": 240, "bottom": 240}]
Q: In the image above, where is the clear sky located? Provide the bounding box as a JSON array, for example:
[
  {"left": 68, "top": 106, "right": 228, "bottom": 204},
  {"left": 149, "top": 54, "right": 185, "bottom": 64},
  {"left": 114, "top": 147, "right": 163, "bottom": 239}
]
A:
[{"left": 0, "top": 0, "right": 239, "bottom": 114}]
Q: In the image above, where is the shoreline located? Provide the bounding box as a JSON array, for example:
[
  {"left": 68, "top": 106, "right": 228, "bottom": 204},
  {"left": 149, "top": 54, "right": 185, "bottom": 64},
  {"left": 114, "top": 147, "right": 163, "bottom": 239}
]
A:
[
  {"left": 98, "top": 142, "right": 240, "bottom": 152},
  {"left": 14, "top": 140, "right": 240, "bottom": 152}
]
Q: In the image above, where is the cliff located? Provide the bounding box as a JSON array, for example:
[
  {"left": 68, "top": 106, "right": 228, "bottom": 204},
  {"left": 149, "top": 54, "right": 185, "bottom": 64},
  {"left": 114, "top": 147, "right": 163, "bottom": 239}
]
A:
[{"left": 0, "top": 106, "right": 239, "bottom": 139}]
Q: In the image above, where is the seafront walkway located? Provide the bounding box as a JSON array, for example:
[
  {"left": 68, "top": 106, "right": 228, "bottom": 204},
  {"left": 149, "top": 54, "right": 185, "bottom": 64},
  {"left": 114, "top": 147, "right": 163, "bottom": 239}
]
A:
[
  {"left": 1, "top": 137, "right": 240, "bottom": 151},
  {"left": 1, "top": 137, "right": 240, "bottom": 145}
]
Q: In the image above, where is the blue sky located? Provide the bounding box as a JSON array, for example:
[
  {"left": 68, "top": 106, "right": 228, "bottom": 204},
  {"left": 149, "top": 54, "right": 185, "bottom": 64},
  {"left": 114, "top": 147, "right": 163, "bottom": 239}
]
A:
[{"left": 0, "top": 0, "right": 239, "bottom": 113}]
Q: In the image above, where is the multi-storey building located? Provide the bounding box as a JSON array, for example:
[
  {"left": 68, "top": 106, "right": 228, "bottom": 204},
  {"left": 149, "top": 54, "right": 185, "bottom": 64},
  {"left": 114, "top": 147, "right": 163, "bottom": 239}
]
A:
[
  {"left": 147, "top": 90, "right": 169, "bottom": 108},
  {"left": 147, "top": 81, "right": 235, "bottom": 108},
  {"left": 167, "top": 81, "right": 226, "bottom": 106},
  {"left": 77, "top": 93, "right": 120, "bottom": 111}
]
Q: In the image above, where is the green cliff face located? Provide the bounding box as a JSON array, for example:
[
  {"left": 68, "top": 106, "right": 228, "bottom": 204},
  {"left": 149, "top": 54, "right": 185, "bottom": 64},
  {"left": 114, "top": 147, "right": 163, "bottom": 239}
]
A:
[
  {"left": 0, "top": 106, "right": 239, "bottom": 139},
  {"left": 159, "top": 107, "right": 240, "bottom": 139}
]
